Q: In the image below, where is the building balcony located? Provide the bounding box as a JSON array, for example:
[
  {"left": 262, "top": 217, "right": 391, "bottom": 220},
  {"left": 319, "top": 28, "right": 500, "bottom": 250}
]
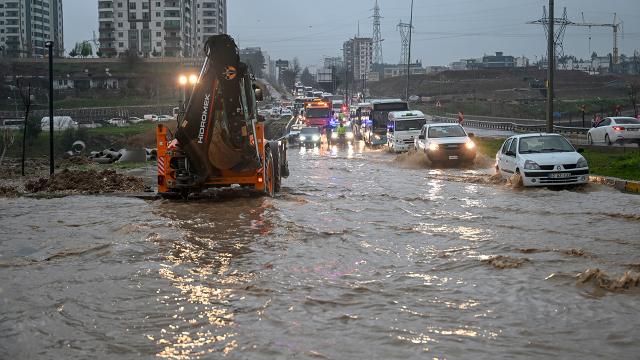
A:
[{"left": 164, "top": 20, "right": 181, "bottom": 30}]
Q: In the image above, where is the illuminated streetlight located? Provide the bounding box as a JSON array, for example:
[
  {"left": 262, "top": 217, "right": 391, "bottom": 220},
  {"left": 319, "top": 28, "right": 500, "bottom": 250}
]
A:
[
  {"left": 178, "top": 75, "right": 188, "bottom": 85},
  {"left": 188, "top": 74, "right": 198, "bottom": 85}
]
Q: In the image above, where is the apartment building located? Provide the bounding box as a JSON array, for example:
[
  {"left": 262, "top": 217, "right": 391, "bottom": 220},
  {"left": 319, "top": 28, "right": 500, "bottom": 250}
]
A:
[
  {"left": 98, "top": 0, "right": 225, "bottom": 58},
  {"left": 0, "top": 0, "right": 64, "bottom": 58},
  {"left": 192, "top": 0, "right": 225, "bottom": 56},
  {"left": 343, "top": 37, "right": 373, "bottom": 82}
]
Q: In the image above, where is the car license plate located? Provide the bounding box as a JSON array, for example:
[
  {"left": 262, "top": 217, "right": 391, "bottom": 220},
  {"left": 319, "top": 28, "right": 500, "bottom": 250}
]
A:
[
  {"left": 549, "top": 172, "right": 571, "bottom": 179},
  {"left": 627, "top": 128, "right": 638, "bottom": 132},
  {"left": 449, "top": 155, "right": 459, "bottom": 160}
]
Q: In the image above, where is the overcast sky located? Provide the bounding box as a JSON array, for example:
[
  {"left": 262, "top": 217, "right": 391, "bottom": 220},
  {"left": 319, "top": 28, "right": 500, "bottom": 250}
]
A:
[{"left": 66, "top": 0, "right": 639, "bottom": 68}]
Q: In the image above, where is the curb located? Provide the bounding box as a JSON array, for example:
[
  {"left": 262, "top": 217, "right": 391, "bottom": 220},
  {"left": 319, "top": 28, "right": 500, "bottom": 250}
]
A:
[{"left": 589, "top": 175, "right": 640, "bottom": 194}]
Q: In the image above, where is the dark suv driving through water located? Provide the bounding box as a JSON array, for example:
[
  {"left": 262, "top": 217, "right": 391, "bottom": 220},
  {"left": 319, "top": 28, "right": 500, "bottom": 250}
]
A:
[{"left": 298, "top": 127, "right": 322, "bottom": 147}]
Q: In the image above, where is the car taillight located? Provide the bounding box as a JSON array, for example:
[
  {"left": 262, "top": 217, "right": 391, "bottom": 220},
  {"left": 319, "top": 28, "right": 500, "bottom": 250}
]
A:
[{"left": 612, "top": 126, "right": 625, "bottom": 131}]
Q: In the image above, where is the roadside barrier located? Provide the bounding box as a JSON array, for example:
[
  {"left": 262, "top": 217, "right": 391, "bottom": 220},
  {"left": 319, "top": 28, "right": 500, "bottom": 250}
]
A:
[{"left": 430, "top": 115, "right": 590, "bottom": 135}]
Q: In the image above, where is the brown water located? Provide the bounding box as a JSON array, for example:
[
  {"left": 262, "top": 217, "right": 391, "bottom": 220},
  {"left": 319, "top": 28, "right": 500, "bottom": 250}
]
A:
[{"left": 2, "top": 142, "right": 640, "bottom": 359}]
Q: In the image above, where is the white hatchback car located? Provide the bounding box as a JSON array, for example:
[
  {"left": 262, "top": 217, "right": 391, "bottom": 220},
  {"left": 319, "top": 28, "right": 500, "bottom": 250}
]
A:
[
  {"left": 495, "top": 133, "right": 589, "bottom": 187},
  {"left": 587, "top": 117, "right": 640, "bottom": 145}
]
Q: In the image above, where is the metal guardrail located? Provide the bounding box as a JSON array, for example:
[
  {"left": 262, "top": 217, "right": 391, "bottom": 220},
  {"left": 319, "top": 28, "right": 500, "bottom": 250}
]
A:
[{"left": 431, "top": 115, "right": 590, "bottom": 135}]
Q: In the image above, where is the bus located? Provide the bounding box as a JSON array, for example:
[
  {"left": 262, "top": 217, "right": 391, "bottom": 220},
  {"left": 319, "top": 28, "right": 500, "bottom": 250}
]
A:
[
  {"left": 363, "top": 99, "right": 408, "bottom": 146},
  {"left": 352, "top": 102, "right": 372, "bottom": 139}
]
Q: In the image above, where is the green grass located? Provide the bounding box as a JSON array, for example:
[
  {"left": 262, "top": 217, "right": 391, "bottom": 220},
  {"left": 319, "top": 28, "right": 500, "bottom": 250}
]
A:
[
  {"left": 474, "top": 137, "right": 640, "bottom": 181},
  {"left": 581, "top": 148, "right": 640, "bottom": 181},
  {"left": 474, "top": 137, "right": 504, "bottom": 159}
]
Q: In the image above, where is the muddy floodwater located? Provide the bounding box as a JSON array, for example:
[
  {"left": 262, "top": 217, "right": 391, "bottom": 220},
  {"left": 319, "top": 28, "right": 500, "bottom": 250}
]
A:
[{"left": 2, "top": 142, "right": 640, "bottom": 359}]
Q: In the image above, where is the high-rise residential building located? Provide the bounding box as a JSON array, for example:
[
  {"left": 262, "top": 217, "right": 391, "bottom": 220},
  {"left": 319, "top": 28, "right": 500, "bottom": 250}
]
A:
[
  {"left": 98, "top": 0, "right": 225, "bottom": 58},
  {"left": 343, "top": 37, "right": 373, "bottom": 82},
  {"left": 192, "top": 0, "right": 225, "bottom": 56},
  {"left": 0, "top": 0, "right": 64, "bottom": 58}
]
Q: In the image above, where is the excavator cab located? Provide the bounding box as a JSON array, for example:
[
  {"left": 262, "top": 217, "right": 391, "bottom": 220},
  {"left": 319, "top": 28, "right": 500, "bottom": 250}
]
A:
[{"left": 156, "top": 34, "right": 288, "bottom": 198}]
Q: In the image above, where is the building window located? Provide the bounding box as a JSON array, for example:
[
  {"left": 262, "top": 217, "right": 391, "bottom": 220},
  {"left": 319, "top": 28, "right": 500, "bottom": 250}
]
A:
[
  {"left": 118, "top": 32, "right": 123, "bottom": 37},
  {"left": 129, "top": 2, "right": 136, "bottom": 9},
  {"left": 118, "top": 12, "right": 123, "bottom": 17},
  {"left": 156, "top": 31, "right": 161, "bottom": 36},
  {"left": 119, "top": 42, "right": 124, "bottom": 47},
  {"left": 156, "top": 42, "right": 161, "bottom": 46},
  {"left": 117, "top": 2, "right": 122, "bottom": 7}
]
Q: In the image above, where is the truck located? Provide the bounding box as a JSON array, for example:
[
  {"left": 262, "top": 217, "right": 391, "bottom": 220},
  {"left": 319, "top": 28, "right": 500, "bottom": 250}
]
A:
[
  {"left": 156, "top": 34, "right": 289, "bottom": 198},
  {"left": 363, "top": 99, "right": 408, "bottom": 146},
  {"left": 386, "top": 110, "right": 427, "bottom": 152},
  {"left": 303, "top": 99, "right": 333, "bottom": 129}
]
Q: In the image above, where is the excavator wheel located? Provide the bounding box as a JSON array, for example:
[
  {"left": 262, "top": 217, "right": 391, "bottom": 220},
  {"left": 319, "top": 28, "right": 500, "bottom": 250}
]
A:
[
  {"left": 263, "top": 146, "right": 277, "bottom": 197},
  {"left": 268, "top": 141, "right": 282, "bottom": 192}
]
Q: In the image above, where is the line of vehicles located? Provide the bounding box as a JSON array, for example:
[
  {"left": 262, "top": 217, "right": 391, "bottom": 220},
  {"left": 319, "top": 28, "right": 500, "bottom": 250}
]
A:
[
  {"left": 1, "top": 112, "right": 178, "bottom": 132},
  {"left": 288, "top": 95, "right": 592, "bottom": 188}
]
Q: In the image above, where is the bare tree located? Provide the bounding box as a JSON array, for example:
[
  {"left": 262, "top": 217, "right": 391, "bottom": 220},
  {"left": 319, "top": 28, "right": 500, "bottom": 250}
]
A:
[
  {"left": 18, "top": 79, "right": 33, "bottom": 176},
  {"left": 629, "top": 82, "right": 639, "bottom": 117},
  {"left": 0, "top": 126, "right": 16, "bottom": 166}
]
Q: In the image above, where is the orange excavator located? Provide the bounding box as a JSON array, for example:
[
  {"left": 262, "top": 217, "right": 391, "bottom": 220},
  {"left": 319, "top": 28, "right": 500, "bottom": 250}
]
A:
[{"left": 156, "top": 34, "right": 289, "bottom": 198}]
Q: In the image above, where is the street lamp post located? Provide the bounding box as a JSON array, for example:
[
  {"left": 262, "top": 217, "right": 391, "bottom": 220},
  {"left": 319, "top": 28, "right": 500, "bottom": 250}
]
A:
[
  {"left": 188, "top": 74, "right": 198, "bottom": 101},
  {"left": 45, "top": 41, "right": 54, "bottom": 176},
  {"left": 178, "top": 73, "right": 198, "bottom": 110},
  {"left": 178, "top": 74, "right": 188, "bottom": 108}
]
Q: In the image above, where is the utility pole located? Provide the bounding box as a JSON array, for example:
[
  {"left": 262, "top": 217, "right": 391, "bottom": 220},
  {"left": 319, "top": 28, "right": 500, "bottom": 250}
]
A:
[
  {"left": 362, "top": 74, "right": 367, "bottom": 103},
  {"left": 345, "top": 65, "right": 350, "bottom": 106},
  {"left": 45, "top": 41, "right": 55, "bottom": 176},
  {"left": 546, "top": 0, "right": 555, "bottom": 133},
  {"left": 406, "top": 0, "right": 414, "bottom": 101}
]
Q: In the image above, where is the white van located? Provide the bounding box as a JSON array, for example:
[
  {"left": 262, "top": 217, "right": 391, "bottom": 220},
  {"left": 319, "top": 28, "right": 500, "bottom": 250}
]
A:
[
  {"left": 144, "top": 114, "right": 159, "bottom": 121},
  {"left": 386, "top": 110, "right": 426, "bottom": 152},
  {"left": 41, "top": 116, "right": 78, "bottom": 131}
]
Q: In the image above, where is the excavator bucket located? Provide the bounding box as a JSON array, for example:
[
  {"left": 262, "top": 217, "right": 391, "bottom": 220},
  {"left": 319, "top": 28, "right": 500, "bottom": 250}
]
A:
[{"left": 176, "top": 34, "right": 259, "bottom": 185}]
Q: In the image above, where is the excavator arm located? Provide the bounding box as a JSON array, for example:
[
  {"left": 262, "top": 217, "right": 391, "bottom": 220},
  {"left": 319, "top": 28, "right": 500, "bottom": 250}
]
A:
[{"left": 156, "top": 34, "right": 288, "bottom": 198}]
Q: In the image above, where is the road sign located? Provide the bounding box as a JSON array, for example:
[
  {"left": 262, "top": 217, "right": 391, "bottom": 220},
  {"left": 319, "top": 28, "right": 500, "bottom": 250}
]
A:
[{"left": 436, "top": 100, "right": 442, "bottom": 108}]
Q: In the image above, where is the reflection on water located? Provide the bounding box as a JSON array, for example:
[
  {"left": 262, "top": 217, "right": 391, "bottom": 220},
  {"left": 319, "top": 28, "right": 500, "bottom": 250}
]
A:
[
  {"left": 2, "top": 144, "right": 640, "bottom": 359},
  {"left": 150, "top": 199, "right": 271, "bottom": 358}
]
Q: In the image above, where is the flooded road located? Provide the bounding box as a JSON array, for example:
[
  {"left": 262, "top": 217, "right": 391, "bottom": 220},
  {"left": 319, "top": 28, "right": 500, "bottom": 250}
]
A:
[{"left": 2, "top": 142, "right": 640, "bottom": 359}]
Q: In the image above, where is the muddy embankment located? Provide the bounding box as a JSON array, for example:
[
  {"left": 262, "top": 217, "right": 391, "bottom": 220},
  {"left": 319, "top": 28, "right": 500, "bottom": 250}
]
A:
[{"left": 0, "top": 160, "right": 148, "bottom": 197}]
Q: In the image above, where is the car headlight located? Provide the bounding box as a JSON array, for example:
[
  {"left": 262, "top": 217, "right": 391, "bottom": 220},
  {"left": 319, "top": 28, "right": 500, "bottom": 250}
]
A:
[
  {"left": 346, "top": 133, "right": 354, "bottom": 139},
  {"left": 299, "top": 135, "right": 306, "bottom": 140},
  {"left": 465, "top": 141, "right": 476, "bottom": 150},
  {"left": 428, "top": 143, "right": 440, "bottom": 151},
  {"left": 577, "top": 157, "right": 588, "bottom": 168},
  {"left": 312, "top": 135, "right": 320, "bottom": 141},
  {"left": 524, "top": 160, "right": 541, "bottom": 170},
  {"left": 331, "top": 132, "right": 338, "bottom": 139},
  {"left": 374, "top": 134, "right": 381, "bottom": 140}
]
